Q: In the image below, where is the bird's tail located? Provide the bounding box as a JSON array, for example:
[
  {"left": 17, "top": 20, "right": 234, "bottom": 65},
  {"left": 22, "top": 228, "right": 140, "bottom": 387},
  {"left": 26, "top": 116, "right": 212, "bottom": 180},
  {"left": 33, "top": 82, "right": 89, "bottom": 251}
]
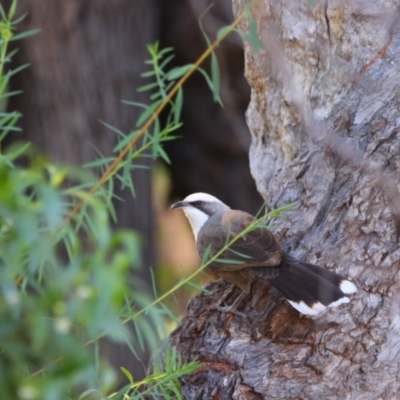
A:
[{"left": 253, "top": 254, "right": 357, "bottom": 315}]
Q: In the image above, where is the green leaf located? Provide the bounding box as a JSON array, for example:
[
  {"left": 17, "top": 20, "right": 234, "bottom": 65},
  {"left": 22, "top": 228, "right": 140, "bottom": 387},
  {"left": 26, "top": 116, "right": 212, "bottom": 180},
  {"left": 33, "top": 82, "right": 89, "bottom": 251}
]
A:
[
  {"left": 10, "top": 28, "right": 41, "bottom": 41},
  {"left": 174, "top": 87, "right": 183, "bottom": 124},
  {"left": 120, "top": 367, "right": 134, "bottom": 385},
  {"left": 150, "top": 91, "right": 162, "bottom": 101},
  {"left": 198, "top": 4, "right": 213, "bottom": 47},
  {"left": 0, "top": 89, "right": 22, "bottom": 99},
  {"left": 78, "top": 389, "right": 102, "bottom": 400},
  {"left": 210, "top": 53, "right": 222, "bottom": 106},
  {"left": 215, "top": 258, "right": 244, "bottom": 265},
  {"left": 236, "top": 13, "right": 267, "bottom": 54},
  {"left": 8, "top": 0, "right": 17, "bottom": 20},
  {"left": 158, "top": 46, "right": 174, "bottom": 56},
  {"left": 137, "top": 82, "right": 159, "bottom": 93},
  {"left": 197, "top": 67, "right": 222, "bottom": 105},
  {"left": 121, "top": 99, "right": 147, "bottom": 108},
  {"left": 200, "top": 244, "right": 212, "bottom": 266},
  {"left": 228, "top": 249, "right": 253, "bottom": 259},
  {"left": 136, "top": 99, "right": 162, "bottom": 127},
  {"left": 4, "top": 141, "right": 30, "bottom": 162},
  {"left": 113, "top": 130, "right": 140, "bottom": 152},
  {"left": 121, "top": 147, "right": 133, "bottom": 189},
  {"left": 217, "top": 25, "right": 233, "bottom": 42},
  {"left": 159, "top": 54, "right": 175, "bottom": 70},
  {"left": 11, "top": 12, "right": 28, "bottom": 25},
  {"left": 99, "top": 120, "right": 126, "bottom": 137},
  {"left": 140, "top": 70, "right": 156, "bottom": 78},
  {"left": 83, "top": 156, "right": 114, "bottom": 169},
  {"left": 166, "top": 65, "right": 193, "bottom": 81},
  {"left": 0, "top": 4, "right": 7, "bottom": 20},
  {"left": 265, "top": 202, "right": 296, "bottom": 218},
  {"left": 157, "top": 146, "right": 171, "bottom": 164},
  {"left": 186, "top": 281, "right": 211, "bottom": 294},
  {"left": 7, "top": 62, "right": 30, "bottom": 78}
]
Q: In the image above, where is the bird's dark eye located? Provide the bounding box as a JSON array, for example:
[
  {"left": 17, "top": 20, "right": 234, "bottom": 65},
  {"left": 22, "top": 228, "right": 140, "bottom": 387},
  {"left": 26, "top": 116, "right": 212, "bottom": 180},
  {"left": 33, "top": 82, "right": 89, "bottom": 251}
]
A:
[{"left": 191, "top": 201, "right": 203, "bottom": 207}]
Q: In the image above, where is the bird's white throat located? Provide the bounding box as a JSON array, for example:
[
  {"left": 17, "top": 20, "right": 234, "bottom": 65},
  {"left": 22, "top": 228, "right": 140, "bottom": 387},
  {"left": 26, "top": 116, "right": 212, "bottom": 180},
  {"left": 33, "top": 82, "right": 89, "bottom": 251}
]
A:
[{"left": 183, "top": 207, "right": 209, "bottom": 239}]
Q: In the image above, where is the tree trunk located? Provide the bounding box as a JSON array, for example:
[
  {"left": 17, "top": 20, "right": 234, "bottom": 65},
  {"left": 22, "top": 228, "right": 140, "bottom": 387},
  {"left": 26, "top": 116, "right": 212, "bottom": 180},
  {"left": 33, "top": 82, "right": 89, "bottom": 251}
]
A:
[
  {"left": 170, "top": 1, "right": 400, "bottom": 399},
  {"left": 8, "top": 0, "right": 158, "bottom": 380}
]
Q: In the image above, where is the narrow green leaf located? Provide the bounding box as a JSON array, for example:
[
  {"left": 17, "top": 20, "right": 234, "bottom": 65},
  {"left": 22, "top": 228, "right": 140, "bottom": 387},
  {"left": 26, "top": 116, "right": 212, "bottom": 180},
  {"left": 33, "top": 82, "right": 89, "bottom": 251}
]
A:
[
  {"left": 120, "top": 367, "right": 134, "bottom": 384},
  {"left": 11, "top": 12, "right": 28, "bottom": 25},
  {"left": 99, "top": 120, "right": 126, "bottom": 137},
  {"left": 4, "top": 47, "right": 19, "bottom": 62},
  {"left": 113, "top": 130, "right": 140, "bottom": 152},
  {"left": 136, "top": 100, "right": 162, "bottom": 127},
  {"left": 116, "top": 171, "right": 135, "bottom": 197},
  {"left": 210, "top": 53, "right": 222, "bottom": 106},
  {"left": 158, "top": 146, "right": 171, "bottom": 164},
  {"left": 197, "top": 67, "right": 222, "bottom": 105},
  {"left": 121, "top": 100, "right": 147, "bottom": 108},
  {"left": 5, "top": 142, "right": 30, "bottom": 161},
  {"left": 160, "top": 302, "right": 180, "bottom": 325},
  {"left": 0, "top": 154, "right": 14, "bottom": 168},
  {"left": 200, "top": 244, "right": 212, "bottom": 266},
  {"left": 158, "top": 46, "right": 174, "bottom": 56},
  {"left": 198, "top": 4, "right": 213, "bottom": 47},
  {"left": 121, "top": 148, "right": 133, "bottom": 189},
  {"left": 215, "top": 258, "right": 244, "bottom": 265},
  {"left": 83, "top": 157, "right": 114, "bottom": 169},
  {"left": 265, "top": 202, "right": 296, "bottom": 218},
  {"left": 186, "top": 281, "right": 211, "bottom": 294},
  {"left": 152, "top": 117, "right": 160, "bottom": 159},
  {"left": 159, "top": 54, "right": 175, "bottom": 70},
  {"left": 173, "top": 87, "right": 183, "bottom": 124},
  {"left": 150, "top": 91, "right": 162, "bottom": 101},
  {"left": 11, "top": 29, "right": 41, "bottom": 41},
  {"left": 137, "top": 82, "right": 159, "bottom": 93},
  {"left": 78, "top": 389, "right": 102, "bottom": 400},
  {"left": 0, "top": 90, "right": 22, "bottom": 99},
  {"left": 164, "top": 122, "right": 183, "bottom": 133},
  {"left": 8, "top": 0, "right": 17, "bottom": 20},
  {"left": 140, "top": 70, "right": 156, "bottom": 78},
  {"left": 166, "top": 65, "right": 193, "bottom": 81},
  {"left": 236, "top": 14, "right": 267, "bottom": 54},
  {"left": 217, "top": 25, "right": 233, "bottom": 42},
  {"left": 7, "top": 63, "right": 30, "bottom": 77},
  {"left": 228, "top": 249, "right": 253, "bottom": 259},
  {"left": 0, "top": 4, "right": 6, "bottom": 20}
]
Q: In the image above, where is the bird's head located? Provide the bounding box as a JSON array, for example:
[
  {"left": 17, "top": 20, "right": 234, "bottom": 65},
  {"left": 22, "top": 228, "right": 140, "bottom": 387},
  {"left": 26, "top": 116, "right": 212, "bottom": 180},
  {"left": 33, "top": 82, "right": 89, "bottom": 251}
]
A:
[{"left": 170, "top": 192, "right": 230, "bottom": 238}]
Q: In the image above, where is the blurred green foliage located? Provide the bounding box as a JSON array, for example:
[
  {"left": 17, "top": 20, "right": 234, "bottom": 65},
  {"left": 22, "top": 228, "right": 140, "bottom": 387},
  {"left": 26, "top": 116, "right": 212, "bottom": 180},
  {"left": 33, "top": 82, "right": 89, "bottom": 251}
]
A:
[
  {"left": 0, "top": 0, "right": 264, "bottom": 398},
  {"left": 0, "top": 2, "right": 202, "bottom": 399}
]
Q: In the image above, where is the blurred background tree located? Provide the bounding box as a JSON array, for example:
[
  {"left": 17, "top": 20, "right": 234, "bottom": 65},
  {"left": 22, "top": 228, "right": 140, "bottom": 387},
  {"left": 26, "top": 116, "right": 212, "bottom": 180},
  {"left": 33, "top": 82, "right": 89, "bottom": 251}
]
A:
[{"left": 5, "top": 0, "right": 261, "bottom": 383}]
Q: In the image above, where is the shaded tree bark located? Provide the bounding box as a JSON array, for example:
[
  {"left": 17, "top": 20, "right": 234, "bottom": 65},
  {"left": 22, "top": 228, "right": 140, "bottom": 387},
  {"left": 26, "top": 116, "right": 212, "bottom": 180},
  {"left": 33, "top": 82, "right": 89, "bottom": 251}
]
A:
[
  {"left": 171, "top": 1, "right": 400, "bottom": 398},
  {"left": 8, "top": 0, "right": 158, "bottom": 380},
  {"left": 159, "top": 0, "right": 262, "bottom": 214}
]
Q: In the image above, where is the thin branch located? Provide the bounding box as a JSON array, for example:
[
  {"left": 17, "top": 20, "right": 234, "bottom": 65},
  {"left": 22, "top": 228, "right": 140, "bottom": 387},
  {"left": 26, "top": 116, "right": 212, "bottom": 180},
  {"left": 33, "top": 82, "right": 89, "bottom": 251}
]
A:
[
  {"left": 65, "top": 10, "right": 246, "bottom": 224},
  {"left": 29, "top": 202, "right": 286, "bottom": 379}
]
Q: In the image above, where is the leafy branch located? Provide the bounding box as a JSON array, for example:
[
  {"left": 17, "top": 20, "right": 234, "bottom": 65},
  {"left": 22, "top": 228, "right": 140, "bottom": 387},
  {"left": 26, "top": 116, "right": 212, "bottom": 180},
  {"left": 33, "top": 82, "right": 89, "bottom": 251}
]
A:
[
  {"left": 29, "top": 202, "right": 293, "bottom": 383},
  {"left": 65, "top": 6, "right": 248, "bottom": 224},
  {"left": 0, "top": 0, "right": 39, "bottom": 157}
]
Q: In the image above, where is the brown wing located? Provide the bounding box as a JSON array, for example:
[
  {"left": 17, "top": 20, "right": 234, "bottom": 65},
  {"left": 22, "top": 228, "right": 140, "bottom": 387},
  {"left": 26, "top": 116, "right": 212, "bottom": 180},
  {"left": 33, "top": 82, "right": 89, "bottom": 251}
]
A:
[{"left": 199, "top": 210, "right": 282, "bottom": 273}]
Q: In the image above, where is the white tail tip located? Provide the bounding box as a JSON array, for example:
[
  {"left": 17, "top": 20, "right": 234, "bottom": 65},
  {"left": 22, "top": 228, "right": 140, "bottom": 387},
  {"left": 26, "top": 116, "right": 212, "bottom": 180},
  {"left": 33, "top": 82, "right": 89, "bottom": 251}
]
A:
[{"left": 340, "top": 280, "right": 357, "bottom": 294}]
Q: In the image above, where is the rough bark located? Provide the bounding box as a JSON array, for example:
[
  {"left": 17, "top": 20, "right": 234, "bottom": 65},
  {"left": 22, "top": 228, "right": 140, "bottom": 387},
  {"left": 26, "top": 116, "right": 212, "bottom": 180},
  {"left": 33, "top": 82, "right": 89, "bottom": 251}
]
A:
[
  {"left": 8, "top": 0, "right": 158, "bottom": 379},
  {"left": 171, "top": 1, "right": 400, "bottom": 399}
]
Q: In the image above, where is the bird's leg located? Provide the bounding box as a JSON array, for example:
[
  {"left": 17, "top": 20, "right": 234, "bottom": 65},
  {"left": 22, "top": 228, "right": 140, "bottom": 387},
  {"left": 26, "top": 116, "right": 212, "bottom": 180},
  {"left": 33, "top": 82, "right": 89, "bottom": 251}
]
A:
[
  {"left": 215, "top": 284, "right": 236, "bottom": 307},
  {"left": 216, "top": 289, "right": 249, "bottom": 319}
]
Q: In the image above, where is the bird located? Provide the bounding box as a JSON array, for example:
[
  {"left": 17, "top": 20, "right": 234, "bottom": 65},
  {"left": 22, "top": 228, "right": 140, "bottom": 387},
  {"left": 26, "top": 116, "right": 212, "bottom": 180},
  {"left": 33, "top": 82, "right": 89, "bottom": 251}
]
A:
[{"left": 170, "top": 192, "right": 357, "bottom": 316}]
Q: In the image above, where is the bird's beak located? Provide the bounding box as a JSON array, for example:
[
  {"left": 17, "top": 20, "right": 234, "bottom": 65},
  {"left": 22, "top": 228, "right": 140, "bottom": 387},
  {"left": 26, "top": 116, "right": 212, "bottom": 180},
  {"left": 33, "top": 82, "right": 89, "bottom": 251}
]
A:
[{"left": 170, "top": 201, "right": 188, "bottom": 210}]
